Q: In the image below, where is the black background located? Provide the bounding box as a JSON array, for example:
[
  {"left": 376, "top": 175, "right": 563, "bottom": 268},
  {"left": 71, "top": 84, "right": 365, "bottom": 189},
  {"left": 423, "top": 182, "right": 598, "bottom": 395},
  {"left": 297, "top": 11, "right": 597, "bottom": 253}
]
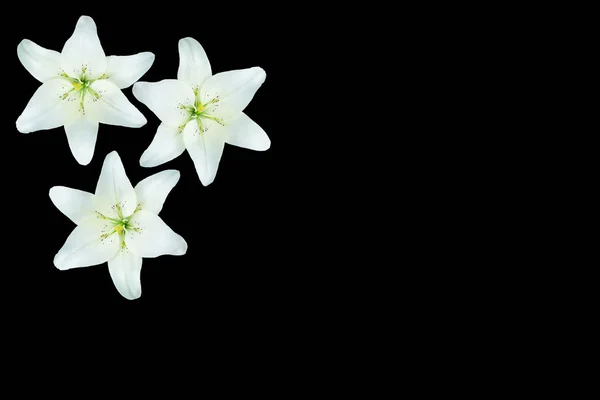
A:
[{"left": 3, "top": 7, "right": 299, "bottom": 318}]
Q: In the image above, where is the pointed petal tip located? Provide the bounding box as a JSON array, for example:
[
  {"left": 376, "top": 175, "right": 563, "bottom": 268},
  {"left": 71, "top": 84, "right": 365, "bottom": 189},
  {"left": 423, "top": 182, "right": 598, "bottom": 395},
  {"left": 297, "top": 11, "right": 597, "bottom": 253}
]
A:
[
  {"left": 105, "top": 150, "right": 120, "bottom": 162},
  {"left": 139, "top": 151, "right": 157, "bottom": 168},
  {"left": 117, "top": 286, "right": 142, "bottom": 300},
  {"left": 259, "top": 136, "right": 272, "bottom": 151},
  {"left": 200, "top": 177, "right": 214, "bottom": 187},
  {"left": 71, "top": 144, "right": 94, "bottom": 165},
  {"left": 139, "top": 154, "right": 163, "bottom": 169},
  {"left": 53, "top": 254, "right": 68, "bottom": 271},
  {"left": 179, "top": 37, "right": 198, "bottom": 45},
  {"left": 77, "top": 15, "right": 95, "bottom": 24},
  {"left": 132, "top": 81, "right": 146, "bottom": 100},
  {"left": 253, "top": 66, "right": 266, "bottom": 80},
  {"left": 167, "top": 169, "right": 181, "bottom": 187},
  {"left": 16, "top": 38, "right": 30, "bottom": 51},
  {"left": 137, "top": 115, "right": 148, "bottom": 127},
  {"left": 73, "top": 15, "right": 97, "bottom": 32},
  {"left": 48, "top": 186, "right": 60, "bottom": 201},
  {"left": 16, "top": 116, "right": 33, "bottom": 134},
  {"left": 127, "top": 113, "right": 147, "bottom": 128},
  {"left": 74, "top": 156, "right": 93, "bottom": 166},
  {"left": 198, "top": 173, "right": 211, "bottom": 186},
  {"left": 175, "top": 236, "right": 188, "bottom": 256},
  {"left": 15, "top": 119, "right": 25, "bottom": 133}
]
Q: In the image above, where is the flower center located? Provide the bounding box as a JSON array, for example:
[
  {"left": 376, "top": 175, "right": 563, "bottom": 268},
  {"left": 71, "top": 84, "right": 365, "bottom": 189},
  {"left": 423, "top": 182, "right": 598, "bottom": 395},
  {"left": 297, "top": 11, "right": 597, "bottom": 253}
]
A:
[
  {"left": 114, "top": 224, "right": 125, "bottom": 235},
  {"left": 72, "top": 81, "right": 85, "bottom": 91},
  {"left": 61, "top": 78, "right": 103, "bottom": 115},
  {"left": 59, "top": 67, "right": 109, "bottom": 113},
  {"left": 97, "top": 203, "right": 142, "bottom": 248},
  {"left": 100, "top": 218, "right": 131, "bottom": 239},
  {"left": 180, "top": 92, "right": 225, "bottom": 133}
]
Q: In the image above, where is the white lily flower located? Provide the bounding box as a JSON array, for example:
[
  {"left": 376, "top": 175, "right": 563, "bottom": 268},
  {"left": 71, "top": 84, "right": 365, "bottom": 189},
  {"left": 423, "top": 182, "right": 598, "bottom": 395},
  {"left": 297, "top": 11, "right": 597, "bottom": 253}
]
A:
[
  {"left": 133, "top": 37, "right": 270, "bottom": 186},
  {"left": 49, "top": 151, "right": 187, "bottom": 300},
  {"left": 16, "top": 15, "right": 154, "bottom": 165}
]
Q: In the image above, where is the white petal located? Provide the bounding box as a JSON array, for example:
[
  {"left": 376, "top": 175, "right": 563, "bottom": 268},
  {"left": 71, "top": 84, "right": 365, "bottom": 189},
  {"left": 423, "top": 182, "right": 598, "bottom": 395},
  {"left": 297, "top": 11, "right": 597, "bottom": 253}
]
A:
[
  {"left": 224, "top": 113, "right": 270, "bottom": 151},
  {"left": 134, "top": 170, "right": 180, "bottom": 215},
  {"left": 177, "top": 37, "right": 211, "bottom": 88},
  {"left": 86, "top": 80, "right": 146, "bottom": 127},
  {"left": 125, "top": 210, "right": 187, "bottom": 258},
  {"left": 132, "top": 80, "right": 194, "bottom": 126},
  {"left": 16, "top": 78, "right": 77, "bottom": 133},
  {"left": 139, "top": 123, "right": 186, "bottom": 168},
  {"left": 54, "top": 217, "right": 120, "bottom": 270},
  {"left": 61, "top": 16, "right": 107, "bottom": 80},
  {"left": 108, "top": 248, "right": 143, "bottom": 300},
  {"left": 49, "top": 186, "right": 95, "bottom": 225},
  {"left": 94, "top": 151, "right": 137, "bottom": 219},
  {"left": 64, "top": 116, "right": 99, "bottom": 165},
  {"left": 200, "top": 67, "right": 266, "bottom": 119},
  {"left": 183, "top": 119, "right": 225, "bottom": 186},
  {"left": 106, "top": 52, "right": 155, "bottom": 89},
  {"left": 17, "top": 39, "right": 62, "bottom": 83}
]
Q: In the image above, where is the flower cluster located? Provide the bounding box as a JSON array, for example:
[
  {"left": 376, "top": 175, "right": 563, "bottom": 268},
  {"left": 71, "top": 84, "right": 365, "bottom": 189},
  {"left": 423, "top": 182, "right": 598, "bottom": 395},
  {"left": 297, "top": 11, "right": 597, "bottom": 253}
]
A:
[{"left": 17, "top": 16, "right": 270, "bottom": 299}]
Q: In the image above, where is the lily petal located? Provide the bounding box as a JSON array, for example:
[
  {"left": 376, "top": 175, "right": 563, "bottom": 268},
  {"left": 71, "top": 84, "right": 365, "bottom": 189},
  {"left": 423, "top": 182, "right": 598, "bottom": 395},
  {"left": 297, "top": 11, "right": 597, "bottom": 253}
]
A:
[
  {"left": 182, "top": 119, "right": 225, "bottom": 186},
  {"left": 61, "top": 16, "right": 107, "bottom": 80},
  {"left": 132, "top": 80, "right": 195, "bottom": 126},
  {"left": 126, "top": 210, "right": 187, "bottom": 258},
  {"left": 94, "top": 151, "right": 137, "bottom": 219},
  {"left": 49, "top": 186, "right": 95, "bottom": 225},
  {"left": 86, "top": 80, "right": 146, "bottom": 127},
  {"left": 106, "top": 52, "right": 155, "bottom": 89},
  {"left": 139, "top": 123, "right": 186, "bottom": 168},
  {"left": 17, "top": 39, "right": 62, "bottom": 82},
  {"left": 54, "top": 217, "right": 120, "bottom": 270},
  {"left": 177, "top": 37, "right": 211, "bottom": 89},
  {"left": 108, "top": 248, "right": 143, "bottom": 300},
  {"left": 224, "top": 112, "right": 270, "bottom": 151},
  {"left": 134, "top": 170, "right": 180, "bottom": 215},
  {"left": 200, "top": 67, "right": 266, "bottom": 119},
  {"left": 64, "top": 116, "right": 99, "bottom": 165},
  {"left": 16, "top": 78, "right": 77, "bottom": 133}
]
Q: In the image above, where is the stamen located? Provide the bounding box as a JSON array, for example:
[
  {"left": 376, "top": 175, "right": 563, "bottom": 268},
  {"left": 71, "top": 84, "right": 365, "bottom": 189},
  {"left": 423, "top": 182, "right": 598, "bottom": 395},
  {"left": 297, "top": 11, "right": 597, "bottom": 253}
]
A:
[
  {"left": 72, "top": 81, "right": 83, "bottom": 91},
  {"left": 96, "top": 211, "right": 120, "bottom": 224},
  {"left": 203, "top": 114, "right": 225, "bottom": 126},
  {"left": 115, "top": 202, "right": 124, "bottom": 219},
  {"left": 60, "top": 91, "right": 72, "bottom": 100},
  {"left": 100, "top": 231, "right": 116, "bottom": 240},
  {"left": 87, "top": 87, "right": 101, "bottom": 99}
]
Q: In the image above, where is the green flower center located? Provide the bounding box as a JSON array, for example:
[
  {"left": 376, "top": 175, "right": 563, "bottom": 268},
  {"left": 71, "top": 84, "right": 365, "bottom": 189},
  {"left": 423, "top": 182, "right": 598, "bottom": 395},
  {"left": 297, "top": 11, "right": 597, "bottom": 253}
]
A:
[
  {"left": 59, "top": 67, "right": 108, "bottom": 113},
  {"left": 97, "top": 202, "right": 142, "bottom": 249},
  {"left": 179, "top": 89, "right": 225, "bottom": 133}
]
